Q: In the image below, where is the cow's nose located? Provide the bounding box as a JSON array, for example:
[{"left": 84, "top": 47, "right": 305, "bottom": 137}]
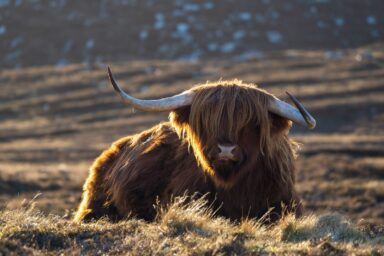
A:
[{"left": 217, "top": 144, "right": 239, "bottom": 161}]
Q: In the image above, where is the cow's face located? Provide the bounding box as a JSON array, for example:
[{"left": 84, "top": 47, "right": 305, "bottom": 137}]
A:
[
  {"left": 170, "top": 83, "right": 292, "bottom": 188},
  {"left": 203, "top": 122, "right": 259, "bottom": 185}
]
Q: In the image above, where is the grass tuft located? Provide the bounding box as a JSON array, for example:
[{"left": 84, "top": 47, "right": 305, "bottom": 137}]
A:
[{"left": 0, "top": 196, "right": 383, "bottom": 255}]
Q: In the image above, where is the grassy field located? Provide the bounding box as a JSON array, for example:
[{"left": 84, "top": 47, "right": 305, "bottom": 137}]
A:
[
  {"left": 1, "top": 44, "right": 384, "bottom": 254},
  {"left": 1, "top": 196, "right": 383, "bottom": 255}
]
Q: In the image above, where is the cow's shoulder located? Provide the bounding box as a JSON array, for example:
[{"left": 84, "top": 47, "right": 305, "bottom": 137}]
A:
[{"left": 122, "top": 122, "right": 181, "bottom": 153}]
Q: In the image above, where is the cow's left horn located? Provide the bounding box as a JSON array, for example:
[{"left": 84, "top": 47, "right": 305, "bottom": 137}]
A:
[
  {"left": 108, "top": 67, "right": 194, "bottom": 112},
  {"left": 268, "top": 92, "right": 316, "bottom": 129}
]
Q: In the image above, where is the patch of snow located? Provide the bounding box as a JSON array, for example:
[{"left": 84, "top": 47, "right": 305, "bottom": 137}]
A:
[
  {"left": 0, "top": 25, "right": 6, "bottom": 36},
  {"left": 266, "top": 31, "right": 282, "bottom": 44},
  {"left": 172, "top": 23, "right": 192, "bottom": 43},
  {"left": 203, "top": 2, "right": 214, "bottom": 10},
  {"left": 86, "top": 39, "right": 95, "bottom": 49},
  {"left": 179, "top": 50, "right": 201, "bottom": 62},
  {"left": 234, "top": 50, "right": 265, "bottom": 62},
  {"left": 324, "top": 50, "right": 343, "bottom": 60},
  {"left": 0, "top": 0, "right": 10, "bottom": 8},
  {"left": 94, "top": 56, "right": 106, "bottom": 69},
  {"left": 139, "top": 30, "right": 148, "bottom": 40},
  {"left": 154, "top": 13, "right": 165, "bottom": 30},
  {"left": 177, "top": 23, "right": 189, "bottom": 34},
  {"left": 183, "top": 3, "right": 199, "bottom": 12},
  {"left": 334, "top": 17, "right": 344, "bottom": 27},
  {"left": 62, "top": 39, "right": 73, "bottom": 54},
  {"left": 56, "top": 58, "right": 69, "bottom": 67},
  {"left": 233, "top": 30, "right": 246, "bottom": 40},
  {"left": 317, "top": 20, "right": 326, "bottom": 29},
  {"left": 221, "top": 42, "right": 236, "bottom": 53},
  {"left": 239, "top": 12, "right": 252, "bottom": 21},
  {"left": 10, "top": 36, "right": 24, "bottom": 48},
  {"left": 270, "top": 10, "right": 279, "bottom": 19},
  {"left": 43, "top": 103, "right": 50, "bottom": 112},
  {"left": 370, "top": 30, "right": 380, "bottom": 38},
  {"left": 366, "top": 15, "right": 377, "bottom": 25},
  {"left": 172, "top": 31, "right": 193, "bottom": 44},
  {"left": 207, "top": 42, "right": 219, "bottom": 52},
  {"left": 6, "top": 50, "right": 21, "bottom": 61}
]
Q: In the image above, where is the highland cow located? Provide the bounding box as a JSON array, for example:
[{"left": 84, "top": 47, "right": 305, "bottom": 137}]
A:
[{"left": 74, "top": 67, "right": 316, "bottom": 222}]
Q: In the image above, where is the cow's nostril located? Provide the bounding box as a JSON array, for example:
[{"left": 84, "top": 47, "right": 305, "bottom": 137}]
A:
[{"left": 217, "top": 144, "right": 238, "bottom": 161}]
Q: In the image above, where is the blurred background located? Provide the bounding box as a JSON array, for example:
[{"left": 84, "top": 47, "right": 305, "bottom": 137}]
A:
[
  {"left": 0, "top": 0, "right": 383, "bottom": 67},
  {"left": 0, "top": 0, "right": 383, "bottom": 224}
]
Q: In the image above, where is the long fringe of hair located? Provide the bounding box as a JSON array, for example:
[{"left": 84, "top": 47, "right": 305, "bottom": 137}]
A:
[{"left": 171, "top": 80, "right": 297, "bottom": 185}]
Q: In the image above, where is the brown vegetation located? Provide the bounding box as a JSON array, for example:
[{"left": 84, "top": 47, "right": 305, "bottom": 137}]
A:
[{"left": 1, "top": 197, "right": 383, "bottom": 255}]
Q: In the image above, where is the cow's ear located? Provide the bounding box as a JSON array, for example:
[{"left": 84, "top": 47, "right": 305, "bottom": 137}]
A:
[
  {"left": 170, "top": 106, "right": 191, "bottom": 127},
  {"left": 269, "top": 113, "right": 292, "bottom": 135}
]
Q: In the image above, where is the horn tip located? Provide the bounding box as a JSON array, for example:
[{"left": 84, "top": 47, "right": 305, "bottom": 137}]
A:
[
  {"left": 308, "top": 121, "right": 316, "bottom": 129},
  {"left": 107, "top": 66, "right": 122, "bottom": 93},
  {"left": 285, "top": 91, "right": 317, "bottom": 129}
]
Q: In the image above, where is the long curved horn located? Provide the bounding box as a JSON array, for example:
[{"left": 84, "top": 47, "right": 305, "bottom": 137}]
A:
[
  {"left": 269, "top": 93, "right": 316, "bottom": 129},
  {"left": 107, "top": 67, "right": 194, "bottom": 112}
]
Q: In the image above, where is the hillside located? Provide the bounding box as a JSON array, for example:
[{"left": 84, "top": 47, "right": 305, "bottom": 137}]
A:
[{"left": 1, "top": 44, "right": 384, "bottom": 225}]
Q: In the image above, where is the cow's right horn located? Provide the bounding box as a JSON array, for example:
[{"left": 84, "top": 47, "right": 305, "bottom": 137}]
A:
[{"left": 108, "top": 67, "right": 194, "bottom": 112}]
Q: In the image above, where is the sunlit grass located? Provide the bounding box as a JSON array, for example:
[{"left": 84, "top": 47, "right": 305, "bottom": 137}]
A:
[{"left": 0, "top": 196, "right": 383, "bottom": 255}]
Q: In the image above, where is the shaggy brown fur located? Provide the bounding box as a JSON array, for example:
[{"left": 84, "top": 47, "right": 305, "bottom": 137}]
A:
[{"left": 74, "top": 80, "right": 302, "bottom": 222}]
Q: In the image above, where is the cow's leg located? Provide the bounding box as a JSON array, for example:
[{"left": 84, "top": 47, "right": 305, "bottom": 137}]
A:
[
  {"left": 74, "top": 140, "right": 127, "bottom": 222},
  {"left": 73, "top": 167, "right": 117, "bottom": 222}
]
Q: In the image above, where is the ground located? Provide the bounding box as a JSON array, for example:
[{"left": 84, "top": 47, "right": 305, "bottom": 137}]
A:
[{"left": 0, "top": 196, "right": 383, "bottom": 255}]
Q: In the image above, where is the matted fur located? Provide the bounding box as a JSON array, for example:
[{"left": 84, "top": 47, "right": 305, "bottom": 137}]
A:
[{"left": 74, "top": 80, "right": 302, "bottom": 222}]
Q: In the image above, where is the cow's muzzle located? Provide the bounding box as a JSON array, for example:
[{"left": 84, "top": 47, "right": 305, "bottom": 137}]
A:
[{"left": 209, "top": 143, "right": 243, "bottom": 163}]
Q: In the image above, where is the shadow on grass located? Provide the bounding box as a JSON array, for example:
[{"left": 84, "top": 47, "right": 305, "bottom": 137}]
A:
[{"left": 0, "top": 178, "right": 61, "bottom": 196}]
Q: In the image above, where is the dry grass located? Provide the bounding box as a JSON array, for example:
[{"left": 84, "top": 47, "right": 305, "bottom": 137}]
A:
[{"left": 0, "top": 196, "right": 383, "bottom": 255}]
